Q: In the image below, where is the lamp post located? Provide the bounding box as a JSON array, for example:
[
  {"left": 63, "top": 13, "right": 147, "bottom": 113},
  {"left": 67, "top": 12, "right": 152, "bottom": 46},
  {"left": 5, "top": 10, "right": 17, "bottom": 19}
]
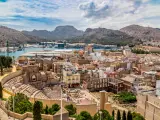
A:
[
  {"left": 11, "top": 86, "right": 15, "bottom": 120},
  {"left": 61, "top": 84, "right": 62, "bottom": 120},
  {"left": 99, "top": 111, "right": 102, "bottom": 120},
  {"left": 60, "top": 82, "right": 65, "bottom": 120}
]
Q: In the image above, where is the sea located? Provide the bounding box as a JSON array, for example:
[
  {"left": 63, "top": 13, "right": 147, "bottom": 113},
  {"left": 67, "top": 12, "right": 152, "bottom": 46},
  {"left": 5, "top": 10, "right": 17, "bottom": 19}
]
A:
[
  {"left": 0, "top": 47, "right": 81, "bottom": 58},
  {"left": 0, "top": 46, "right": 119, "bottom": 58}
]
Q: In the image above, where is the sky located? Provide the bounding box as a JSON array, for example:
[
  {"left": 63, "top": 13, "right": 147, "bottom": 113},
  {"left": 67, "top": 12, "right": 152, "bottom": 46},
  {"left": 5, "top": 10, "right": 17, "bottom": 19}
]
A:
[{"left": 0, "top": 0, "right": 160, "bottom": 31}]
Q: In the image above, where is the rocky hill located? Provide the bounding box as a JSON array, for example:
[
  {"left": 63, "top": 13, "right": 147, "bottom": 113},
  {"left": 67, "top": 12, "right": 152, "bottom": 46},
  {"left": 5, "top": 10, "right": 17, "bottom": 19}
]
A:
[
  {"left": 67, "top": 28, "right": 140, "bottom": 45},
  {"left": 0, "top": 26, "right": 47, "bottom": 44},
  {"left": 23, "top": 25, "right": 84, "bottom": 40},
  {"left": 1, "top": 24, "right": 159, "bottom": 45},
  {"left": 0, "top": 26, "right": 30, "bottom": 44},
  {"left": 120, "top": 25, "right": 160, "bottom": 41}
]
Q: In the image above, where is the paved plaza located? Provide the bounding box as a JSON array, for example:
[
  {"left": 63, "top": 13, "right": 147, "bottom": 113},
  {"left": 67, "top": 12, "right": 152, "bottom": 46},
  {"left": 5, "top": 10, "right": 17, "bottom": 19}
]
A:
[
  {"left": 0, "top": 108, "right": 16, "bottom": 120},
  {"left": 0, "top": 108, "right": 33, "bottom": 120}
]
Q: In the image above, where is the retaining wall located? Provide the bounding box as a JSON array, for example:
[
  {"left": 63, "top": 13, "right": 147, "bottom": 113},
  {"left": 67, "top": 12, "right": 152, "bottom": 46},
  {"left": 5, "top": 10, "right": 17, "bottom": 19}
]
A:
[
  {"left": 0, "top": 102, "right": 54, "bottom": 120},
  {"left": 1, "top": 70, "right": 23, "bottom": 85}
]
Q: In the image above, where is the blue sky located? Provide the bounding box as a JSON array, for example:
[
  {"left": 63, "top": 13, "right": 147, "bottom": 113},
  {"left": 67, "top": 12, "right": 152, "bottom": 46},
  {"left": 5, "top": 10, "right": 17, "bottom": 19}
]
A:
[{"left": 0, "top": 0, "right": 160, "bottom": 31}]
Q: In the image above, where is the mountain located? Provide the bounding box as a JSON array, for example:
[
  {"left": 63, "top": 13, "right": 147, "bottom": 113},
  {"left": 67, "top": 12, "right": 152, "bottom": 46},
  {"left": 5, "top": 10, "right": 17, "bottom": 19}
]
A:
[
  {"left": 53, "top": 25, "right": 83, "bottom": 39},
  {"left": 23, "top": 25, "right": 84, "bottom": 40},
  {"left": 67, "top": 28, "right": 140, "bottom": 45},
  {"left": 0, "top": 26, "right": 30, "bottom": 44},
  {"left": 23, "top": 30, "right": 53, "bottom": 40},
  {"left": 120, "top": 25, "right": 160, "bottom": 41},
  {"left": 23, "top": 26, "right": 139, "bottom": 45},
  {"left": 0, "top": 26, "right": 48, "bottom": 44},
  {"left": 1, "top": 24, "right": 157, "bottom": 45}
]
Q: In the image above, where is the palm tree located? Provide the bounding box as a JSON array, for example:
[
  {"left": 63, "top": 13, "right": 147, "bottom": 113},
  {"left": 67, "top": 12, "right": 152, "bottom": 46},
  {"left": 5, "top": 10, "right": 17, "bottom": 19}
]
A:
[{"left": 0, "top": 59, "right": 3, "bottom": 76}]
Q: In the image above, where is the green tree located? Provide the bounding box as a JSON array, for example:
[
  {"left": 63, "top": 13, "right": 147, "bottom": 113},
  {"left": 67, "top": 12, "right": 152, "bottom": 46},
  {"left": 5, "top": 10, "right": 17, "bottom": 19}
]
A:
[
  {"left": 6, "top": 56, "right": 12, "bottom": 67},
  {"left": 132, "top": 112, "right": 144, "bottom": 120},
  {"left": 112, "top": 110, "right": 115, "bottom": 119},
  {"left": 65, "top": 104, "right": 76, "bottom": 116},
  {"left": 4, "top": 57, "right": 8, "bottom": 68},
  {"left": 0, "top": 82, "right": 2, "bottom": 99},
  {"left": 117, "top": 110, "right": 121, "bottom": 120},
  {"left": 93, "top": 110, "right": 112, "bottom": 120},
  {"left": 8, "top": 93, "right": 32, "bottom": 114},
  {"left": 44, "top": 105, "right": 49, "bottom": 114},
  {"left": 77, "top": 111, "right": 92, "bottom": 120},
  {"left": 122, "top": 111, "right": 126, "bottom": 120},
  {"left": 127, "top": 111, "right": 132, "bottom": 120},
  {"left": 33, "top": 101, "right": 42, "bottom": 120},
  {"left": 0, "top": 56, "right": 12, "bottom": 69},
  {"left": 115, "top": 91, "right": 137, "bottom": 104},
  {"left": 0, "top": 56, "right": 6, "bottom": 67},
  {"left": 48, "top": 104, "right": 60, "bottom": 115}
]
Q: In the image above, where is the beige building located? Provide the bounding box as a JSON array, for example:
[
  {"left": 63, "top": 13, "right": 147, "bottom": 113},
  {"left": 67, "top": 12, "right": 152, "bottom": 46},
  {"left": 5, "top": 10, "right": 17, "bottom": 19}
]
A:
[
  {"left": 87, "top": 70, "right": 108, "bottom": 91},
  {"left": 52, "top": 62, "right": 64, "bottom": 79},
  {"left": 22, "top": 65, "right": 59, "bottom": 89}
]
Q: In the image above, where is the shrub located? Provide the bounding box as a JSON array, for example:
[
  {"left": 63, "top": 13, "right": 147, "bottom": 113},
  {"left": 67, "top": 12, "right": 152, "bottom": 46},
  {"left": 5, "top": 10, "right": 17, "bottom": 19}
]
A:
[
  {"left": 77, "top": 111, "right": 92, "bottom": 120},
  {"left": 44, "top": 105, "right": 49, "bottom": 114},
  {"left": 115, "top": 91, "right": 137, "bottom": 103},
  {"left": 93, "top": 110, "right": 112, "bottom": 120},
  {"left": 132, "top": 112, "right": 144, "bottom": 120},
  {"left": 48, "top": 104, "right": 60, "bottom": 115},
  {"left": 65, "top": 104, "right": 76, "bottom": 116},
  {"left": 8, "top": 93, "right": 33, "bottom": 114}
]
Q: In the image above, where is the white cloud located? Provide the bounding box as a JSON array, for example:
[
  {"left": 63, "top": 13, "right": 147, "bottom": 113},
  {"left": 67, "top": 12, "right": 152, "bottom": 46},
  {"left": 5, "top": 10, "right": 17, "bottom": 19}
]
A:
[
  {"left": 79, "top": 0, "right": 160, "bottom": 29},
  {"left": 0, "top": 0, "right": 159, "bottom": 30},
  {"left": 79, "top": 0, "right": 149, "bottom": 19}
]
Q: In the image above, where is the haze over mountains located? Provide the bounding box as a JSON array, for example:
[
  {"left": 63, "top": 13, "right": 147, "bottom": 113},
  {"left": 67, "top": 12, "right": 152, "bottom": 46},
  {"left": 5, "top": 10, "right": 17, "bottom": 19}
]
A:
[{"left": 0, "top": 25, "right": 160, "bottom": 45}]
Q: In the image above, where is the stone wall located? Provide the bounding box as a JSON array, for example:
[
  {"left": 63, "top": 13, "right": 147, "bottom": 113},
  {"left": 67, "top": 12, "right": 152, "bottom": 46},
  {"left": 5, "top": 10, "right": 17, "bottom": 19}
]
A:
[
  {"left": 137, "top": 94, "right": 160, "bottom": 120},
  {"left": 76, "top": 104, "right": 97, "bottom": 116},
  {"left": 30, "top": 97, "right": 97, "bottom": 116},
  {"left": 1, "top": 97, "right": 97, "bottom": 119},
  {"left": 1, "top": 70, "right": 23, "bottom": 85},
  {"left": 30, "top": 97, "right": 76, "bottom": 108},
  {"left": 53, "top": 113, "right": 69, "bottom": 120},
  {"left": 0, "top": 102, "right": 54, "bottom": 120}
]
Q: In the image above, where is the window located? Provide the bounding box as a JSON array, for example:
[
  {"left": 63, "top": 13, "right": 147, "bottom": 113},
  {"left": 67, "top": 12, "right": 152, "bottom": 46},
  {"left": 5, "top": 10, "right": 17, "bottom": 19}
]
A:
[{"left": 31, "top": 75, "right": 37, "bottom": 82}]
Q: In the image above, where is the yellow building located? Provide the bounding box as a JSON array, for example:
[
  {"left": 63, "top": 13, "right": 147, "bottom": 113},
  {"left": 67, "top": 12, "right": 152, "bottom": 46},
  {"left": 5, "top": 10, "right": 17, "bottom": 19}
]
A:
[{"left": 63, "top": 70, "right": 80, "bottom": 87}]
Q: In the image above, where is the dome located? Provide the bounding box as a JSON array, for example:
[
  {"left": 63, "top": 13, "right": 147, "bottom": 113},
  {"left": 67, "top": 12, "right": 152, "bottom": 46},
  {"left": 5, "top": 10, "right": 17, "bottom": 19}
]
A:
[
  {"left": 79, "top": 50, "right": 84, "bottom": 56},
  {"left": 18, "top": 56, "right": 28, "bottom": 61}
]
